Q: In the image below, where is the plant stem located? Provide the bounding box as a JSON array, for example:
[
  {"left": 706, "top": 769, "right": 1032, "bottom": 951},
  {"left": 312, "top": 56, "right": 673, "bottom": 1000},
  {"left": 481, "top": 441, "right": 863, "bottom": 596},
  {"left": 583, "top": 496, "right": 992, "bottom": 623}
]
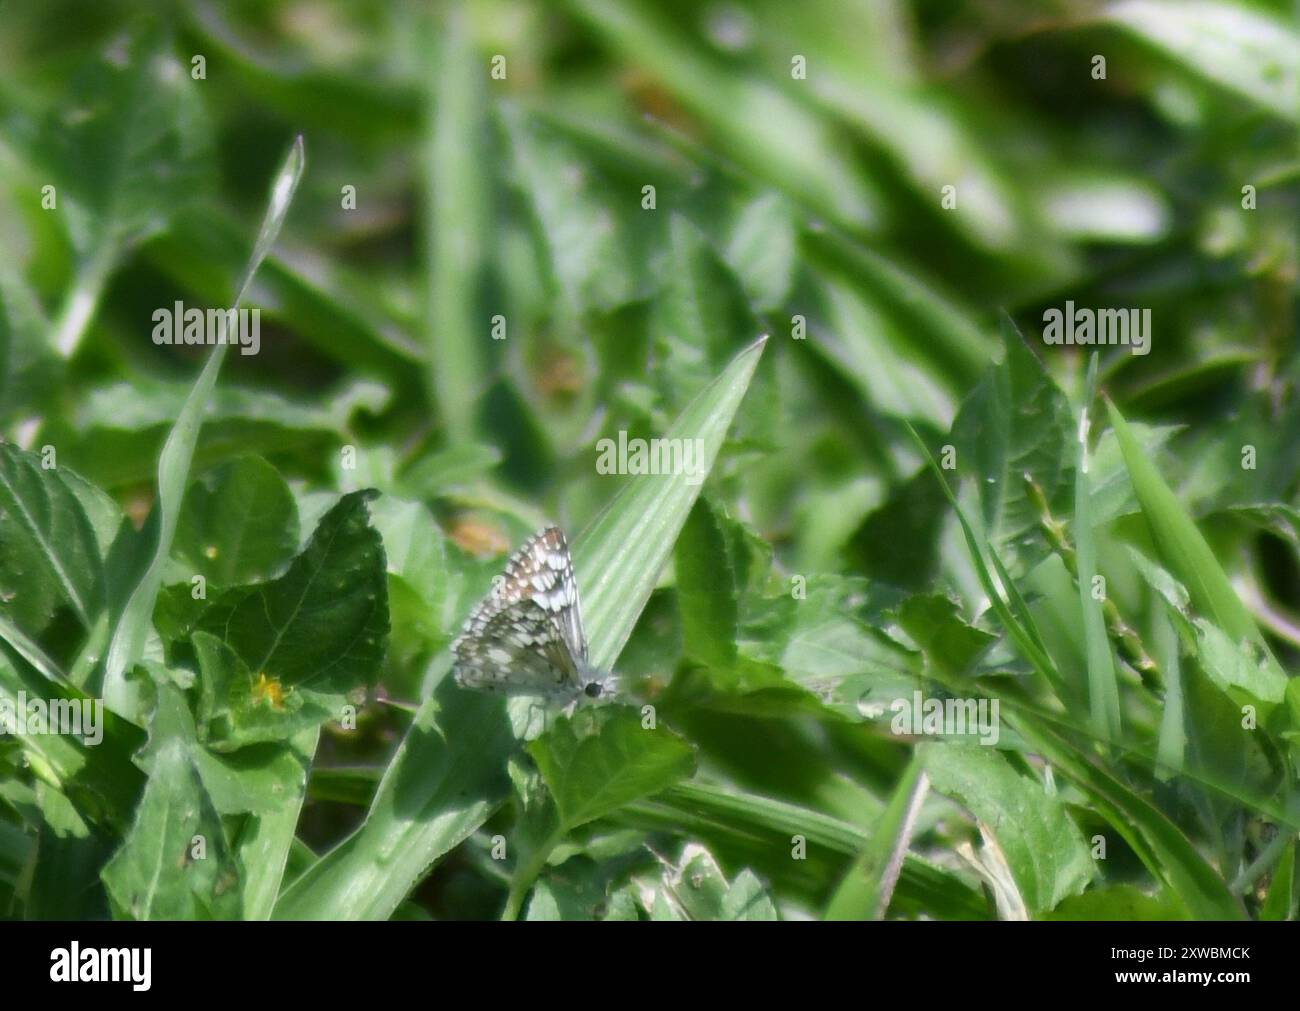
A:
[{"left": 501, "top": 825, "right": 563, "bottom": 921}]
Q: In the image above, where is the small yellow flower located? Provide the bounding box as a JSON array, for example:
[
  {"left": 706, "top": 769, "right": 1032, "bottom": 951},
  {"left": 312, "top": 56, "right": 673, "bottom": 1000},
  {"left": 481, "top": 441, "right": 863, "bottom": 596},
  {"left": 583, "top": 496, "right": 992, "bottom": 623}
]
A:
[{"left": 251, "top": 672, "right": 286, "bottom": 709}]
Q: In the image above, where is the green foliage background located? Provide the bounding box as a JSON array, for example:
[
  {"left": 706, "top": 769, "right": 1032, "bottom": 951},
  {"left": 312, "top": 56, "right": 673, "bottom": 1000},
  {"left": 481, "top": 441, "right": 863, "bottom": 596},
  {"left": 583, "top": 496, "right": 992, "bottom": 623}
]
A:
[{"left": 0, "top": 0, "right": 1297, "bottom": 920}]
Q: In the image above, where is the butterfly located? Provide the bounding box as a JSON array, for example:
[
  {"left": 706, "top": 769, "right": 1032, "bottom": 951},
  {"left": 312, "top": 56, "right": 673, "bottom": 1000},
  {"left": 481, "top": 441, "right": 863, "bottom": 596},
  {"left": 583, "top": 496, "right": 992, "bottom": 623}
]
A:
[{"left": 451, "top": 526, "right": 618, "bottom": 706}]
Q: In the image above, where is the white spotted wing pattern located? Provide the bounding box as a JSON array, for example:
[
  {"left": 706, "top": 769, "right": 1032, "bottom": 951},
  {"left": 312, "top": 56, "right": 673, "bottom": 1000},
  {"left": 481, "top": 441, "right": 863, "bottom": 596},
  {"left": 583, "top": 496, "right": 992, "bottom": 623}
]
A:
[{"left": 451, "top": 527, "right": 616, "bottom": 703}]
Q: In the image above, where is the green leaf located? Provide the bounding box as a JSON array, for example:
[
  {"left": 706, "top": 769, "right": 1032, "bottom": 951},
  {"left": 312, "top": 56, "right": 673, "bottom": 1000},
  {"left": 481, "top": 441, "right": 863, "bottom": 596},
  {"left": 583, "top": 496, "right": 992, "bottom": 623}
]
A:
[
  {"left": 172, "top": 456, "right": 299, "bottom": 587},
  {"left": 654, "top": 216, "right": 757, "bottom": 411},
  {"left": 502, "top": 103, "right": 641, "bottom": 319},
  {"left": 620, "top": 780, "right": 990, "bottom": 919},
  {"left": 528, "top": 709, "right": 695, "bottom": 831},
  {"left": 235, "top": 728, "right": 319, "bottom": 920},
  {"left": 1009, "top": 715, "right": 1246, "bottom": 920},
  {"left": 1045, "top": 884, "right": 1186, "bottom": 921},
  {"left": 564, "top": 0, "right": 878, "bottom": 229},
  {"left": 924, "top": 742, "right": 1094, "bottom": 916},
  {"left": 1260, "top": 839, "right": 1296, "bottom": 921},
  {"left": 1105, "top": 398, "right": 1285, "bottom": 698},
  {"left": 191, "top": 489, "right": 388, "bottom": 702},
  {"left": 100, "top": 687, "right": 241, "bottom": 920},
  {"left": 675, "top": 497, "right": 739, "bottom": 674},
  {"left": 654, "top": 844, "right": 778, "bottom": 921},
  {"left": 576, "top": 336, "right": 767, "bottom": 671},
  {"left": 950, "top": 322, "right": 1074, "bottom": 575},
  {"left": 0, "top": 442, "right": 108, "bottom": 634},
  {"left": 894, "top": 594, "right": 996, "bottom": 678}
]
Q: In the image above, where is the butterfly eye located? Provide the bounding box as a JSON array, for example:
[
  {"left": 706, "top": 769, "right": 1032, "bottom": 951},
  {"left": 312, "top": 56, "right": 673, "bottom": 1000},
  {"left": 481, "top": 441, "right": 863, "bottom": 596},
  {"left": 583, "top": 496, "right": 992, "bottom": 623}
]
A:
[{"left": 584, "top": 682, "right": 602, "bottom": 698}]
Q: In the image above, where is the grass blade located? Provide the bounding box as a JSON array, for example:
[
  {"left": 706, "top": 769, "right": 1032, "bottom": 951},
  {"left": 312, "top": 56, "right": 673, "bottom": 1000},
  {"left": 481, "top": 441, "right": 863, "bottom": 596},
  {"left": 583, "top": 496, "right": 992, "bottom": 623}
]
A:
[
  {"left": 423, "top": 6, "right": 488, "bottom": 441},
  {"left": 102, "top": 137, "right": 305, "bottom": 720},
  {"left": 1105, "top": 398, "right": 1282, "bottom": 677},
  {"left": 825, "top": 753, "right": 929, "bottom": 920},
  {"left": 1076, "top": 355, "right": 1121, "bottom": 741}
]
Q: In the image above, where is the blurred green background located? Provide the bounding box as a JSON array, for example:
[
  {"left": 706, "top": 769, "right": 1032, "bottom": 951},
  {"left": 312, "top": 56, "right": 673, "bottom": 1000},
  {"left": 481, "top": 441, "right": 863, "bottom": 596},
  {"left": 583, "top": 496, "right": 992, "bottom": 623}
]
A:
[{"left": 0, "top": 0, "right": 1297, "bottom": 921}]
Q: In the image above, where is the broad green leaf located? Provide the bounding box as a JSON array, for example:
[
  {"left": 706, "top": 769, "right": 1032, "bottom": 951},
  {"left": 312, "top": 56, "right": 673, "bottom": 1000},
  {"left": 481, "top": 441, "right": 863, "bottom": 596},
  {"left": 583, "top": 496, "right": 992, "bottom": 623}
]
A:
[
  {"left": 191, "top": 490, "right": 388, "bottom": 703},
  {"left": 100, "top": 687, "right": 241, "bottom": 920},
  {"left": 0, "top": 651, "right": 144, "bottom": 829},
  {"left": 894, "top": 593, "right": 996, "bottom": 678},
  {"left": 950, "top": 322, "right": 1074, "bottom": 576},
  {"left": 528, "top": 709, "right": 695, "bottom": 831},
  {"left": 846, "top": 465, "right": 947, "bottom": 590},
  {"left": 0, "top": 442, "right": 107, "bottom": 633},
  {"left": 924, "top": 742, "right": 1094, "bottom": 916},
  {"left": 1045, "top": 884, "right": 1186, "bottom": 920},
  {"left": 189, "top": 630, "right": 333, "bottom": 751},
  {"left": 172, "top": 455, "right": 299, "bottom": 587},
  {"left": 1260, "top": 839, "right": 1296, "bottom": 921},
  {"left": 741, "top": 575, "right": 919, "bottom": 717}
]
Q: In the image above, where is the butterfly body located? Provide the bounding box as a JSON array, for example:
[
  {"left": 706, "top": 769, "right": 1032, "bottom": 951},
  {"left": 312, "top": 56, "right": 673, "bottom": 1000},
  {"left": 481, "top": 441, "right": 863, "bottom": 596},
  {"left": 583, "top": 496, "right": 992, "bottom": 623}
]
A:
[{"left": 451, "top": 527, "right": 618, "bottom": 705}]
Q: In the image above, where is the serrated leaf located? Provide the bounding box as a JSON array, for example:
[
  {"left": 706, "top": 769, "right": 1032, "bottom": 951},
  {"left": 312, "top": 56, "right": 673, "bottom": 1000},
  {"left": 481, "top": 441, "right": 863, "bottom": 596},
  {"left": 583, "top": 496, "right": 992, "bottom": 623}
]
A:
[
  {"left": 529, "top": 709, "right": 695, "bottom": 831},
  {"left": 0, "top": 442, "right": 107, "bottom": 634},
  {"left": 192, "top": 490, "right": 388, "bottom": 700},
  {"left": 894, "top": 593, "right": 996, "bottom": 677},
  {"left": 924, "top": 743, "right": 1094, "bottom": 916},
  {"left": 950, "top": 323, "right": 1074, "bottom": 575},
  {"left": 100, "top": 687, "right": 241, "bottom": 920}
]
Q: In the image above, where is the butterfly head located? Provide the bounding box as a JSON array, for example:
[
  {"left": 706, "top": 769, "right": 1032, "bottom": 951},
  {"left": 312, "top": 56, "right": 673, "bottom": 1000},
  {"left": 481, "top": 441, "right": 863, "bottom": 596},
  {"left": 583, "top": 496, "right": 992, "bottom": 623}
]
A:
[{"left": 577, "top": 666, "right": 620, "bottom": 703}]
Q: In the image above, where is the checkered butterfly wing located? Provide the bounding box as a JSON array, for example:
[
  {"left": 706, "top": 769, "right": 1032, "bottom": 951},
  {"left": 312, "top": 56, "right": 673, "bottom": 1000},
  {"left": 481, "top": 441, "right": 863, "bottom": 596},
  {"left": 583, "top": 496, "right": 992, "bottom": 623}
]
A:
[{"left": 451, "top": 527, "right": 589, "bottom": 698}]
